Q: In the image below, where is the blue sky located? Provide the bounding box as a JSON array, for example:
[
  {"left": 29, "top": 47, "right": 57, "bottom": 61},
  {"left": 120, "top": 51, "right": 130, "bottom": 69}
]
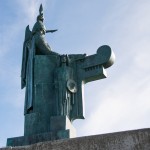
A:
[{"left": 0, "top": 0, "right": 150, "bottom": 147}]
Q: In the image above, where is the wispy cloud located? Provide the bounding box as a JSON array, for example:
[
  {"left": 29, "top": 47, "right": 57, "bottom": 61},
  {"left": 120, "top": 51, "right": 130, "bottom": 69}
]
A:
[
  {"left": 16, "top": 0, "right": 47, "bottom": 26},
  {"left": 73, "top": 0, "right": 150, "bottom": 137},
  {"left": 75, "top": 71, "right": 150, "bottom": 136}
]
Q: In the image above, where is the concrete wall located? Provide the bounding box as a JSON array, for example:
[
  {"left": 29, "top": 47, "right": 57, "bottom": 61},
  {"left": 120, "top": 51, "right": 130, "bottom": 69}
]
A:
[{"left": 1, "top": 128, "right": 150, "bottom": 150}]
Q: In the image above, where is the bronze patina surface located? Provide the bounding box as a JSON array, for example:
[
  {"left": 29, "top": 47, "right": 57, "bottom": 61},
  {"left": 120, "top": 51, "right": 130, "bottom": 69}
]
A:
[{"left": 7, "top": 4, "right": 115, "bottom": 146}]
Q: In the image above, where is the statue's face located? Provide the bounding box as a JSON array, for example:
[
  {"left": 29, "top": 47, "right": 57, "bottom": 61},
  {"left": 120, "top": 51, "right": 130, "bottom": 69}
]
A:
[
  {"left": 37, "top": 15, "right": 44, "bottom": 22},
  {"left": 40, "top": 17, "right": 44, "bottom": 22}
]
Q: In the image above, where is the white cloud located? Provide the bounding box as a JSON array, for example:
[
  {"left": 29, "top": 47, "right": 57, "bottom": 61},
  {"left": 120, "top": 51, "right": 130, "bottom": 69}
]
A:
[
  {"left": 16, "top": 0, "right": 47, "bottom": 27},
  {"left": 74, "top": 69, "right": 150, "bottom": 136},
  {"left": 73, "top": 0, "right": 150, "bottom": 137}
]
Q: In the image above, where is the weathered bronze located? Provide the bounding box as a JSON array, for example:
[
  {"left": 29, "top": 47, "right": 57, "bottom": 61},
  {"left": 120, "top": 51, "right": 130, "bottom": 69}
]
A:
[
  {"left": 21, "top": 4, "right": 59, "bottom": 115},
  {"left": 7, "top": 4, "right": 115, "bottom": 146}
]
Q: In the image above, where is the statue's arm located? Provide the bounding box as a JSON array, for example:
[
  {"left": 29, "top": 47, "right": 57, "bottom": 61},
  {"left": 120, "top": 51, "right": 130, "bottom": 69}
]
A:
[{"left": 46, "top": 29, "right": 58, "bottom": 33}]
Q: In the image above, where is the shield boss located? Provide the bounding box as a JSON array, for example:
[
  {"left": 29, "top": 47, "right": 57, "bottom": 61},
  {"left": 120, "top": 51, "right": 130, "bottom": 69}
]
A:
[{"left": 67, "top": 79, "right": 77, "bottom": 93}]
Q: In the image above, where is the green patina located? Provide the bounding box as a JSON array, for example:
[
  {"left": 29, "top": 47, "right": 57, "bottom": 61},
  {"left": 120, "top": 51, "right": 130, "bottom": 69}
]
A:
[{"left": 7, "top": 4, "right": 115, "bottom": 146}]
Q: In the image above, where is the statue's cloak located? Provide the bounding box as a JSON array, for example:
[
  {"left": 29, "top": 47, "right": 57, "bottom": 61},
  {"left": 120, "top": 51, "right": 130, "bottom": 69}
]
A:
[{"left": 21, "top": 26, "right": 35, "bottom": 114}]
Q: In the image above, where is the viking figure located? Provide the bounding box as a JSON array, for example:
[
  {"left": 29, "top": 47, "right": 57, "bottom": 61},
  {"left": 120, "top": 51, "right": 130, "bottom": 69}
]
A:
[
  {"left": 32, "top": 4, "right": 58, "bottom": 55},
  {"left": 21, "top": 4, "right": 59, "bottom": 114}
]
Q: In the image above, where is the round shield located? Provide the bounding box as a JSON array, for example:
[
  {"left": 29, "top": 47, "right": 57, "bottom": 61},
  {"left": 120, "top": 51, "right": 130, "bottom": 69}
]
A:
[{"left": 67, "top": 79, "right": 77, "bottom": 93}]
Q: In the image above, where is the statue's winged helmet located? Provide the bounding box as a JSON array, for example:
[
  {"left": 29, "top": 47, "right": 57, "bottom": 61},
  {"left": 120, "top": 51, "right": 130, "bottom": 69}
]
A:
[{"left": 37, "top": 4, "right": 44, "bottom": 21}]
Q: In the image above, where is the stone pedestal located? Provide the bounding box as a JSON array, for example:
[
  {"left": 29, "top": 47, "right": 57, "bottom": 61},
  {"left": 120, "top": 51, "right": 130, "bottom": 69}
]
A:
[
  {"left": 50, "top": 116, "right": 76, "bottom": 138},
  {"left": 7, "top": 116, "right": 76, "bottom": 146},
  {"left": 3, "top": 128, "right": 150, "bottom": 150}
]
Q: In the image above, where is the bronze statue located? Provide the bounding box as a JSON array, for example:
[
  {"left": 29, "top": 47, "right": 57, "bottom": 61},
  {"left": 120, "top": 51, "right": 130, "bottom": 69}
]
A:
[
  {"left": 21, "top": 4, "right": 59, "bottom": 114},
  {"left": 7, "top": 4, "right": 115, "bottom": 146}
]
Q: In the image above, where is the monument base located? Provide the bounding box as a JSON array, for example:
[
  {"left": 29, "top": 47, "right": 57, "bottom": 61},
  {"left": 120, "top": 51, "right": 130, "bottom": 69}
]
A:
[
  {"left": 7, "top": 116, "right": 76, "bottom": 146},
  {"left": 3, "top": 128, "right": 150, "bottom": 150}
]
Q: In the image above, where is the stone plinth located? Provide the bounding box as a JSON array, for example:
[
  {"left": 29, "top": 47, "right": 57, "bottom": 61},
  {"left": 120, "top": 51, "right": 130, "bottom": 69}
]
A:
[
  {"left": 7, "top": 116, "right": 76, "bottom": 147},
  {"left": 2, "top": 128, "right": 150, "bottom": 150}
]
